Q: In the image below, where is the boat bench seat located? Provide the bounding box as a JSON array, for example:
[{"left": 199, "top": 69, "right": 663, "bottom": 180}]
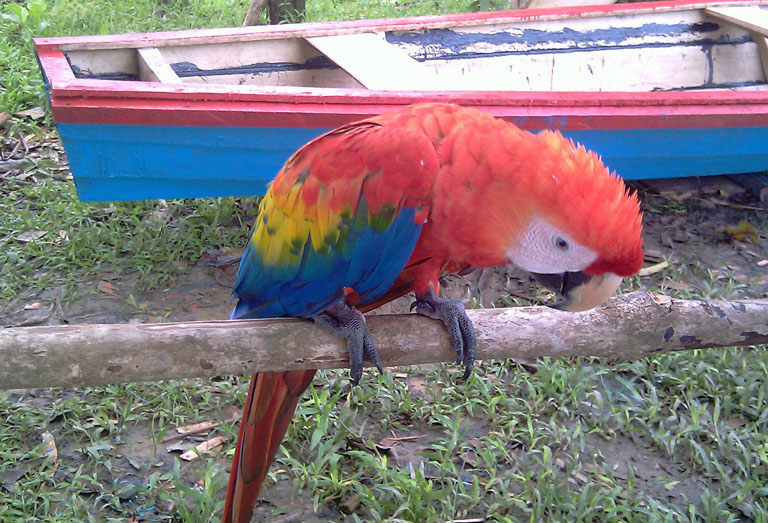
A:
[
  {"left": 706, "top": 6, "right": 768, "bottom": 81},
  {"left": 304, "top": 33, "right": 444, "bottom": 90}
]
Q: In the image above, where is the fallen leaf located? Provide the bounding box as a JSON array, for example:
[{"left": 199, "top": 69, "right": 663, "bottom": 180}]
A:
[
  {"left": 643, "top": 249, "right": 665, "bottom": 262},
  {"left": 126, "top": 456, "right": 142, "bottom": 471},
  {"left": 91, "top": 204, "right": 118, "bottom": 217},
  {"left": 55, "top": 230, "right": 69, "bottom": 244},
  {"left": 16, "top": 230, "right": 46, "bottom": 242},
  {"left": 338, "top": 493, "right": 360, "bottom": 514},
  {"left": 709, "top": 198, "right": 768, "bottom": 212},
  {"left": 162, "top": 414, "right": 239, "bottom": 443},
  {"left": 641, "top": 178, "right": 698, "bottom": 200},
  {"left": 165, "top": 441, "right": 188, "bottom": 453},
  {"left": 514, "top": 357, "right": 539, "bottom": 373},
  {"left": 0, "top": 158, "right": 27, "bottom": 173},
  {"left": 179, "top": 435, "right": 228, "bottom": 461},
  {"left": 1, "top": 468, "right": 27, "bottom": 494},
  {"left": 459, "top": 449, "right": 478, "bottom": 467},
  {"left": 15, "top": 107, "right": 46, "bottom": 120},
  {"left": 724, "top": 418, "right": 748, "bottom": 429},
  {"left": 638, "top": 260, "right": 669, "bottom": 277},
  {"left": 97, "top": 281, "right": 120, "bottom": 297},
  {"left": 725, "top": 220, "right": 759, "bottom": 243},
  {"left": 197, "top": 247, "right": 243, "bottom": 268},
  {"left": 41, "top": 432, "right": 58, "bottom": 477},
  {"left": 377, "top": 434, "right": 426, "bottom": 449},
  {"left": 177, "top": 420, "right": 219, "bottom": 435},
  {"left": 464, "top": 438, "right": 481, "bottom": 448},
  {"left": 143, "top": 199, "right": 169, "bottom": 223}
]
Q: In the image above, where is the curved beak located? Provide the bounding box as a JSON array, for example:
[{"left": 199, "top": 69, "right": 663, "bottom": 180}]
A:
[{"left": 531, "top": 271, "right": 623, "bottom": 312}]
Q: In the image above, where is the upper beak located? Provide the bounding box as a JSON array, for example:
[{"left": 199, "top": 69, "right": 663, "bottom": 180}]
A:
[{"left": 531, "top": 271, "right": 623, "bottom": 312}]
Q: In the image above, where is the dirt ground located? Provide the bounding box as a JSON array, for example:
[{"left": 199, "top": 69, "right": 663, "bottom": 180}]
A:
[
  {"left": 2, "top": 173, "right": 767, "bottom": 520},
  {"left": 3, "top": 177, "right": 767, "bottom": 328}
]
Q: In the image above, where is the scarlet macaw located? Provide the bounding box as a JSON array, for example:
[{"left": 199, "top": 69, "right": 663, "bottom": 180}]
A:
[{"left": 222, "top": 103, "right": 644, "bottom": 522}]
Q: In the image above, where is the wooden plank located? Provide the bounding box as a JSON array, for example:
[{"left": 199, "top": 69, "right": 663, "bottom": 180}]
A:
[
  {"left": 305, "top": 33, "right": 442, "bottom": 90},
  {"left": 752, "top": 31, "right": 768, "bottom": 80},
  {"left": 705, "top": 6, "right": 768, "bottom": 35},
  {"left": 136, "top": 47, "right": 181, "bottom": 83},
  {"left": 706, "top": 7, "right": 768, "bottom": 79}
]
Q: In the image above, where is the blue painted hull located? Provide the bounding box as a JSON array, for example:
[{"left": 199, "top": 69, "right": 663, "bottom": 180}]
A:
[
  {"left": 57, "top": 123, "right": 323, "bottom": 201},
  {"left": 58, "top": 122, "right": 768, "bottom": 201}
]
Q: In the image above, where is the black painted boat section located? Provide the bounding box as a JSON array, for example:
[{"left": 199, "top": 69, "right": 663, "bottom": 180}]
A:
[{"left": 170, "top": 56, "right": 338, "bottom": 78}]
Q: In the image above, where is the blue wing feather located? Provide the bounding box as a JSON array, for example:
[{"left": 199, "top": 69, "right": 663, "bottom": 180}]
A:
[{"left": 231, "top": 204, "right": 421, "bottom": 320}]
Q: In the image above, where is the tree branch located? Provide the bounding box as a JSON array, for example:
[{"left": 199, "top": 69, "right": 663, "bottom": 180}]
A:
[{"left": 1, "top": 291, "right": 766, "bottom": 390}]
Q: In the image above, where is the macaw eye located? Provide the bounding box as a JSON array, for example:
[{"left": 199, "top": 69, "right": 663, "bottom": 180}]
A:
[{"left": 552, "top": 236, "right": 571, "bottom": 252}]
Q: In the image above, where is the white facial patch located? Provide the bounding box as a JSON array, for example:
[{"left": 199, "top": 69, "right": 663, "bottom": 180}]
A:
[{"left": 506, "top": 218, "right": 598, "bottom": 274}]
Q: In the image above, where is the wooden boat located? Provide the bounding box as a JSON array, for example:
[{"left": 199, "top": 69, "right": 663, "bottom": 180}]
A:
[{"left": 35, "top": 0, "right": 768, "bottom": 201}]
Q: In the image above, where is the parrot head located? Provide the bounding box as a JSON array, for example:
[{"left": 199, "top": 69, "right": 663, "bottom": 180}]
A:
[{"left": 500, "top": 129, "right": 644, "bottom": 312}]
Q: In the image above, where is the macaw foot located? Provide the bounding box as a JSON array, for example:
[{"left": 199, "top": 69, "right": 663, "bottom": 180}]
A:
[
  {"left": 313, "top": 302, "right": 383, "bottom": 385},
  {"left": 410, "top": 291, "right": 476, "bottom": 379}
]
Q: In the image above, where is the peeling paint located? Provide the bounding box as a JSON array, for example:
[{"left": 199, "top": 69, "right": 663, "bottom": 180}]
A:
[{"left": 386, "top": 22, "right": 734, "bottom": 61}]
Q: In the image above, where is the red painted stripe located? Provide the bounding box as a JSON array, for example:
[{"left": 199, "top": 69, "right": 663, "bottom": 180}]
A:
[
  {"left": 49, "top": 94, "right": 768, "bottom": 130},
  {"left": 36, "top": 49, "right": 75, "bottom": 82}
]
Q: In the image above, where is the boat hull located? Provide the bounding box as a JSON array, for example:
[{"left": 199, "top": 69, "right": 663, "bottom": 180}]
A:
[
  {"left": 35, "top": 0, "right": 768, "bottom": 201},
  {"left": 57, "top": 120, "right": 768, "bottom": 201}
]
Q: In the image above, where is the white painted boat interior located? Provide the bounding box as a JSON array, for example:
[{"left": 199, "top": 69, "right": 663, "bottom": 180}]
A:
[{"left": 61, "top": 5, "right": 768, "bottom": 92}]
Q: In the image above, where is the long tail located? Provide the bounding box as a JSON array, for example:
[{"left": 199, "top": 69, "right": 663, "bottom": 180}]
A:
[{"left": 222, "top": 369, "right": 316, "bottom": 523}]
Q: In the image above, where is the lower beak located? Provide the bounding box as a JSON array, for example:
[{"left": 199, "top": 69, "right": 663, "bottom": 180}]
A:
[{"left": 531, "top": 272, "right": 623, "bottom": 312}]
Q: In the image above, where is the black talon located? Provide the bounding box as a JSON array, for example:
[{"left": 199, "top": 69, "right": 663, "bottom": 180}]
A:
[
  {"left": 313, "top": 302, "right": 382, "bottom": 385},
  {"left": 411, "top": 291, "right": 476, "bottom": 379}
]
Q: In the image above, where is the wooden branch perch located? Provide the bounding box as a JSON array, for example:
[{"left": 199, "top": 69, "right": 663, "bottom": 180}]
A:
[{"left": 1, "top": 292, "right": 766, "bottom": 390}]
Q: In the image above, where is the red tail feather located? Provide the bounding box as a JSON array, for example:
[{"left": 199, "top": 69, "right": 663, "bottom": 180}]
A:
[{"left": 222, "top": 370, "right": 316, "bottom": 523}]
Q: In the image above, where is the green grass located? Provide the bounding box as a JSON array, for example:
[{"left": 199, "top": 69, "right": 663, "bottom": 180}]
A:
[
  {"left": 0, "top": 171, "right": 254, "bottom": 304},
  {"left": 2, "top": 0, "right": 768, "bottom": 521}
]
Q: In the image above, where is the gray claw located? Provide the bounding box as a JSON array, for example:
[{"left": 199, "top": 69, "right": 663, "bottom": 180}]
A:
[
  {"left": 313, "top": 303, "right": 382, "bottom": 385},
  {"left": 411, "top": 291, "right": 476, "bottom": 379}
]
